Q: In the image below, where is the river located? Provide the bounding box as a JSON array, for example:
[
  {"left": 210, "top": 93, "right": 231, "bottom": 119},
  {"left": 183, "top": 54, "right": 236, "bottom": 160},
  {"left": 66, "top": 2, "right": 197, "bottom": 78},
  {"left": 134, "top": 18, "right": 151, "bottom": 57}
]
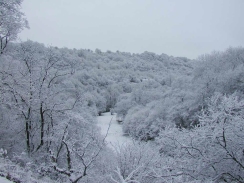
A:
[{"left": 96, "top": 112, "right": 132, "bottom": 150}]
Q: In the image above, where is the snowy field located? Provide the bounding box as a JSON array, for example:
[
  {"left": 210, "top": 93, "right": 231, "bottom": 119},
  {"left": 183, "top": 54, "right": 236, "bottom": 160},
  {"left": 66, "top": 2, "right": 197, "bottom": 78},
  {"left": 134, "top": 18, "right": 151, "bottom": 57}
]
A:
[
  {"left": 97, "top": 112, "right": 132, "bottom": 150},
  {"left": 0, "top": 177, "right": 11, "bottom": 183}
]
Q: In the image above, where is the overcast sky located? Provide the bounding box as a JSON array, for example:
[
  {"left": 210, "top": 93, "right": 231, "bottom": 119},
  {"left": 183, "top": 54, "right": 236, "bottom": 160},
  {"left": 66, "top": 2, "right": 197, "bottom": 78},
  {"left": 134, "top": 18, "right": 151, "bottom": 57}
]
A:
[{"left": 19, "top": 0, "right": 244, "bottom": 59}]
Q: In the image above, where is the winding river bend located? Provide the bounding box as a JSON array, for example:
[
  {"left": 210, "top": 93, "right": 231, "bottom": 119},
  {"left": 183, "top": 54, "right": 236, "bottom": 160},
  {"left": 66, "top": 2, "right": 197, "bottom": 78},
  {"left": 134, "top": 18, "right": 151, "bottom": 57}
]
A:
[{"left": 96, "top": 112, "right": 132, "bottom": 150}]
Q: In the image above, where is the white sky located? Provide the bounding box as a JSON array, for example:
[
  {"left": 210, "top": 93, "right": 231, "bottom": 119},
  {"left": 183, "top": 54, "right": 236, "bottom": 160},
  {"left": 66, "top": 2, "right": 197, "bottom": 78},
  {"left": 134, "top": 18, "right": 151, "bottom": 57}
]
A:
[{"left": 19, "top": 0, "right": 244, "bottom": 59}]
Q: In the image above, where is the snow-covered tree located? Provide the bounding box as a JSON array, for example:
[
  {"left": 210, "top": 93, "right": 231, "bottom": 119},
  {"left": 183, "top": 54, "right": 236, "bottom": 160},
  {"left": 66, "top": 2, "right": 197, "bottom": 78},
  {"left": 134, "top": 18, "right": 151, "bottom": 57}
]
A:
[
  {"left": 48, "top": 112, "right": 112, "bottom": 183},
  {"left": 0, "top": 41, "right": 78, "bottom": 155},
  {"left": 111, "top": 143, "right": 162, "bottom": 183},
  {"left": 157, "top": 93, "right": 244, "bottom": 182},
  {"left": 0, "top": 0, "right": 29, "bottom": 54}
]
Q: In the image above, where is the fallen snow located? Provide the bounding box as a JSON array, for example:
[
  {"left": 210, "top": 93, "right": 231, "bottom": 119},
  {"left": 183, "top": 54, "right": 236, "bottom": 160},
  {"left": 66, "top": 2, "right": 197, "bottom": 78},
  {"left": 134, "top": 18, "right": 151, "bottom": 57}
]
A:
[
  {"left": 97, "top": 112, "right": 132, "bottom": 150},
  {"left": 0, "top": 177, "right": 12, "bottom": 183}
]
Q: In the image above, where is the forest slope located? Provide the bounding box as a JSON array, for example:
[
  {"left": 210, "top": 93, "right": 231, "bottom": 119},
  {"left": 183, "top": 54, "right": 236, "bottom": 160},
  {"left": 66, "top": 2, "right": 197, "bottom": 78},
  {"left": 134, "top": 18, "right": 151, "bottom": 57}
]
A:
[{"left": 1, "top": 41, "right": 244, "bottom": 182}]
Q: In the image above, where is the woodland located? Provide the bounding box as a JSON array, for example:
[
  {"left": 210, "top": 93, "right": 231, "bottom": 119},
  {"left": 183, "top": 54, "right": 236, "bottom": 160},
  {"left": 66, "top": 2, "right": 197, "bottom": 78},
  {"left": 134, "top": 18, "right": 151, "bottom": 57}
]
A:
[{"left": 0, "top": 0, "right": 244, "bottom": 183}]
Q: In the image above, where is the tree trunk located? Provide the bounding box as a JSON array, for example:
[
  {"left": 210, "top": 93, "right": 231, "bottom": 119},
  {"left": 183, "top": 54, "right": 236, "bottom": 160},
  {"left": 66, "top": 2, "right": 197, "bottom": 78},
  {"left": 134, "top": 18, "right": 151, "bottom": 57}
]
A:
[
  {"left": 40, "top": 103, "right": 44, "bottom": 146},
  {"left": 36, "top": 103, "right": 45, "bottom": 151},
  {"left": 25, "top": 119, "right": 30, "bottom": 154}
]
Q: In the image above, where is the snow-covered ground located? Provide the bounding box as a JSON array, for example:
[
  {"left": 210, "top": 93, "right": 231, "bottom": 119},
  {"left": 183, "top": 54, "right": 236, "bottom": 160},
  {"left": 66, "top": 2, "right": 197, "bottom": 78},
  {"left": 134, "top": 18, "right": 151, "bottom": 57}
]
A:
[
  {"left": 97, "top": 112, "right": 132, "bottom": 150},
  {"left": 0, "top": 177, "right": 12, "bottom": 183}
]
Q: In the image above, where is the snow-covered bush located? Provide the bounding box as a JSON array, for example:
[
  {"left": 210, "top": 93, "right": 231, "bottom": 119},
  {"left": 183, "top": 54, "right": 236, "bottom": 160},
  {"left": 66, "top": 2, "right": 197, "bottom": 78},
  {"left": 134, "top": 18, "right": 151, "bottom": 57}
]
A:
[
  {"left": 113, "top": 93, "right": 135, "bottom": 121},
  {"left": 111, "top": 143, "right": 162, "bottom": 183},
  {"left": 0, "top": 150, "right": 58, "bottom": 183},
  {"left": 123, "top": 104, "right": 166, "bottom": 141}
]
